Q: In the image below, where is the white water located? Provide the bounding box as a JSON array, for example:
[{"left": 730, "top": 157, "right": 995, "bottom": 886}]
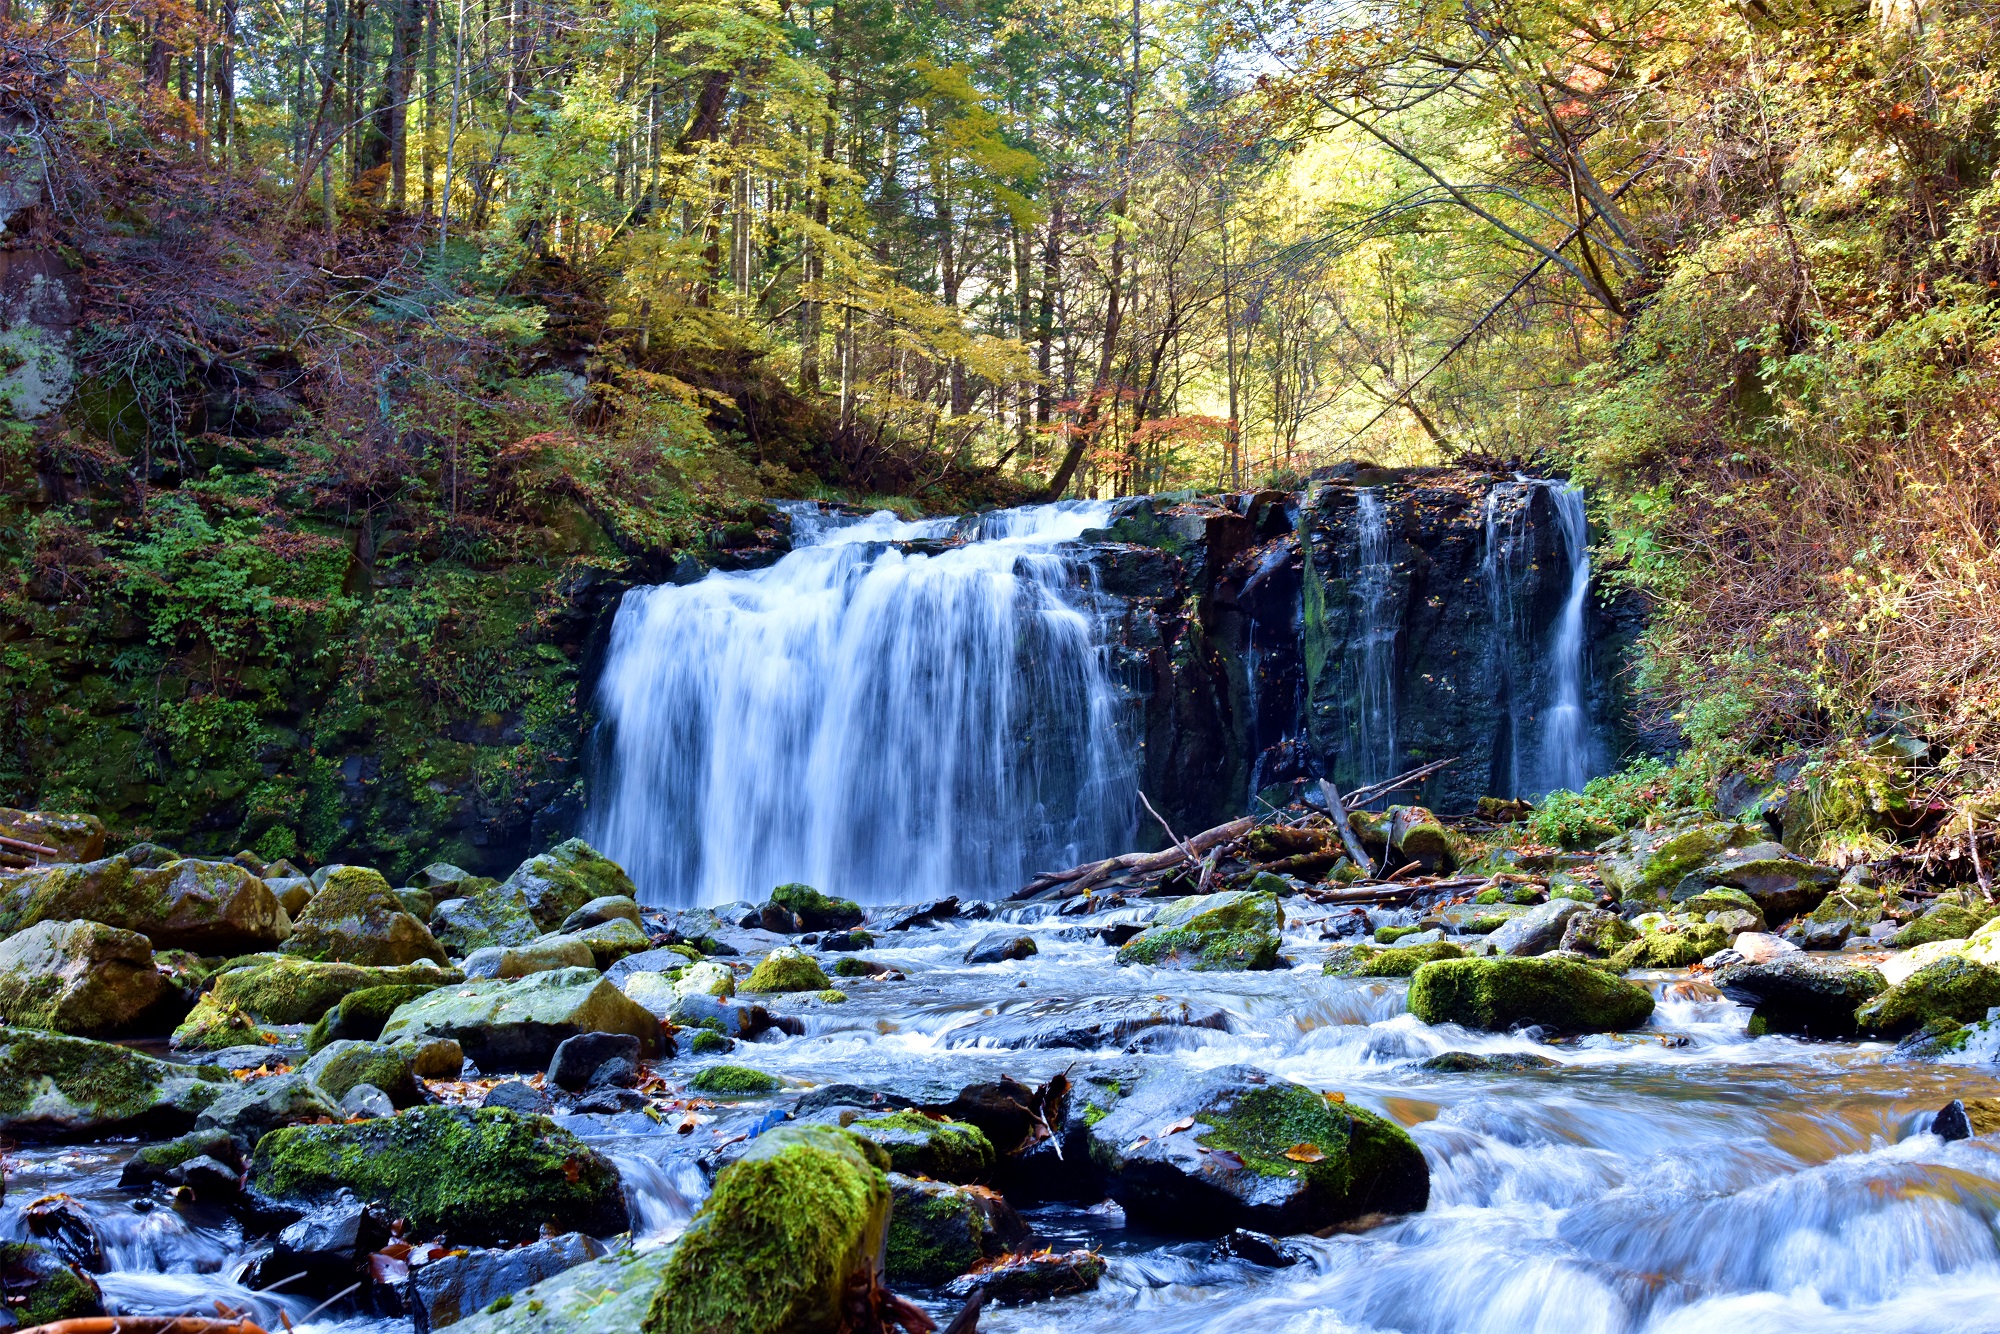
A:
[
  {"left": 1349, "top": 488, "right": 1400, "bottom": 792},
  {"left": 588, "top": 501, "right": 1138, "bottom": 906},
  {"left": 1541, "top": 482, "right": 1593, "bottom": 794},
  {"left": 1482, "top": 478, "right": 1596, "bottom": 798}
]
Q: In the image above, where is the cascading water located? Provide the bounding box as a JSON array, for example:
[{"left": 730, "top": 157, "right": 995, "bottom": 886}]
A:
[
  {"left": 587, "top": 501, "right": 1138, "bottom": 906},
  {"left": 1348, "top": 487, "right": 1400, "bottom": 793},
  {"left": 1483, "top": 477, "right": 1596, "bottom": 798}
]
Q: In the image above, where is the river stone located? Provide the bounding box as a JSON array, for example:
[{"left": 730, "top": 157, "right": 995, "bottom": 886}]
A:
[
  {"left": 1487, "top": 898, "right": 1588, "bottom": 957},
  {"left": 1407, "top": 957, "right": 1656, "bottom": 1032},
  {"left": 1674, "top": 842, "right": 1840, "bottom": 920},
  {"left": 548, "top": 1032, "right": 643, "bottom": 1092},
  {"left": 941, "top": 1248, "right": 1107, "bottom": 1305},
  {"left": 118, "top": 1127, "right": 250, "bottom": 1189},
  {"left": 1596, "top": 819, "right": 1766, "bottom": 903},
  {"left": 1880, "top": 937, "right": 1969, "bottom": 986},
  {"left": 1856, "top": 955, "right": 2000, "bottom": 1037},
  {"left": 645, "top": 1124, "right": 890, "bottom": 1334},
  {"left": 213, "top": 957, "right": 462, "bottom": 1025},
  {"left": 1084, "top": 1064, "right": 1428, "bottom": 1236},
  {"left": 433, "top": 1249, "right": 665, "bottom": 1333},
  {"left": 377, "top": 967, "right": 662, "bottom": 1071},
  {"left": 1, "top": 807, "right": 107, "bottom": 862},
  {"left": 1710, "top": 955, "right": 1886, "bottom": 1038},
  {"left": 0, "top": 1031, "right": 230, "bottom": 1139},
  {"left": 763, "top": 882, "right": 864, "bottom": 933},
  {"left": 0, "top": 1238, "right": 104, "bottom": 1323},
  {"left": 462, "top": 935, "right": 597, "bottom": 981},
  {"left": 195, "top": 1071, "right": 342, "bottom": 1143},
  {"left": 411, "top": 1231, "right": 607, "bottom": 1330},
  {"left": 964, "top": 931, "right": 1039, "bottom": 964},
  {"left": 560, "top": 895, "right": 644, "bottom": 932},
  {"left": 842, "top": 1109, "right": 994, "bottom": 1182},
  {"left": 300, "top": 1040, "right": 425, "bottom": 1108},
  {"left": 742, "top": 945, "right": 830, "bottom": 993},
  {"left": 500, "top": 839, "right": 639, "bottom": 932},
  {"left": 1324, "top": 941, "right": 1466, "bottom": 977},
  {"left": 305, "top": 983, "right": 448, "bottom": 1053},
  {"left": 1115, "top": 890, "right": 1283, "bottom": 971},
  {"left": 1560, "top": 909, "right": 1638, "bottom": 958},
  {"left": 285, "top": 866, "right": 447, "bottom": 966},
  {"left": 415, "top": 862, "right": 477, "bottom": 893},
  {"left": 1608, "top": 923, "right": 1729, "bottom": 971},
  {"left": 537, "top": 916, "right": 652, "bottom": 968},
  {"left": 676, "top": 959, "right": 736, "bottom": 1000},
  {"left": 941, "top": 996, "right": 1229, "bottom": 1050},
  {"left": 884, "top": 1173, "right": 1029, "bottom": 1284},
  {"left": 432, "top": 883, "right": 542, "bottom": 957},
  {"left": 251, "top": 1106, "right": 629, "bottom": 1244},
  {"left": 1896, "top": 901, "right": 1995, "bottom": 948},
  {"left": 172, "top": 991, "right": 278, "bottom": 1051},
  {"left": 0, "top": 855, "right": 292, "bottom": 951},
  {"left": 0, "top": 919, "right": 167, "bottom": 1036},
  {"left": 267, "top": 877, "right": 314, "bottom": 917},
  {"left": 1729, "top": 932, "right": 1801, "bottom": 965}
]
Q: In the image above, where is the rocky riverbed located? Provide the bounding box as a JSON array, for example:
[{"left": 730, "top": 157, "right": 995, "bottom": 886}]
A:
[{"left": 5, "top": 805, "right": 2000, "bottom": 1333}]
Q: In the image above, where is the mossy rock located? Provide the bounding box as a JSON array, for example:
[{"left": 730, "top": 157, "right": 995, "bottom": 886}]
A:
[
  {"left": 884, "top": 1175, "right": 1020, "bottom": 1284},
  {"left": 193, "top": 1070, "right": 341, "bottom": 1143},
  {"left": 501, "top": 839, "right": 639, "bottom": 933},
  {"left": 0, "top": 1030, "right": 229, "bottom": 1139},
  {"left": 674, "top": 960, "right": 736, "bottom": 1000},
  {"left": 301, "top": 1039, "right": 424, "bottom": 1107},
  {"left": 688, "top": 1029, "right": 733, "bottom": 1055},
  {"left": 251, "top": 1106, "right": 629, "bottom": 1244},
  {"left": 849, "top": 1110, "right": 994, "bottom": 1183},
  {"left": 688, "top": 1065, "right": 780, "bottom": 1096},
  {"left": 1558, "top": 909, "right": 1639, "bottom": 958},
  {"left": 1, "top": 807, "right": 106, "bottom": 862},
  {"left": 1608, "top": 924, "right": 1728, "bottom": 971},
  {"left": 767, "top": 883, "right": 863, "bottom": 931},
  {"left": 0, "top": 855, "right": 290, "bottom": 952},
  {"left": 1325, "top": 941, "right": 1466, "bottom": 978},
  {"left": 119, "top": 1127, "right": 248, "bottom": 1187},
  {"left": 376, "top": 967, "right": 661, "bottom": 1071},
  {"left": 0, "top": 1239, "right": 104, "bottom": 1323},
  {"left": 212, "top": 957, "right": 461, "bottom": 1025},
  {"left": 1596, "top": 819, "right": 1765, "bottom": 903},
  {"left": 285, "top": 866, "right": 448, "bottom": 967},
  {"left": 1374, "top": 924, "right": 1422, "bottom": 945},
  {"left": 1407, "top": 957, "right": 1656, "bottom": 1032},
  {"left": 431, "top": 883, "right": 542, "bottom": 956},
  {"left": 644, "top": 1124, "right": 889, "bottom": 1334},
  {"left": 172, "top": 992, "right": 278, "bottom": 1051},
  {"left": 742, "top": 946, "right": 830, "bottom": 993},
  {"left": 1893, "top": 902, "right": 1995, "bottom": 948},
  {"left": 1115, "top": 890, "right": 1284, "bottom": 972},
  {"left": 305, "top": 983, "right": 446, "bottom": 1053},
  {"left": 538, "top": 917, "right": 652, "bottom": 968},
  {"left": 0, "top": 919, "right": 168, "bottom": 1036},
  {"left": 1462, "top": 915, "right": 1509, "bottom": 934},
  {"left": 1856, "top": 955, "right": 2000, "bottom": 1038}
]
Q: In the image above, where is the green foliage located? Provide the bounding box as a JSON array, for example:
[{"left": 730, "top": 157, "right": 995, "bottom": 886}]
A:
[{"left": 1528, "top": 759, "right": 1711, "bottom": 849}]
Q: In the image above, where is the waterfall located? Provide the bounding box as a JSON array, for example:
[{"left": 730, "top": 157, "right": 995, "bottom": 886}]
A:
[
  {"left": 587, "top": 501, "right": 1137, "bottom": 906},
  {"left": 1350, "top": 487, "right": 1399, "bottom": 792},
  {"left": 1482, "top": 478, "right": 1595, "bottom": 798}
]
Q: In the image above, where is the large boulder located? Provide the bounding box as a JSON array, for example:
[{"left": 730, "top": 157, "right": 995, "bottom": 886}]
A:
[
  {"left": 410, "top": 1231, "right": 607, "bottom": 1331},
  {"left": 194, "top": 1071, "right": 342, "bottom": 1144},
  {"left": 431, "top": 883, "right": 542, "bottom": 957},
  {"left": 538, "top": 917, "right": 652, "bottom": 969},
  {"left": 1115, "top": 890, "right": 1283, "bottom": 971},
  {"left": 0, "top": 855, "right": 291, "bottom": 951},
  {"left": 645, "top": 1124, "right": 890, "bottom": 1334},
  {"left": 500, "top": 840, "right": 639, "bottom": 933},
  {"left": 1, "top": 807, "right": 107, "bottom": 862},
  {"left": 1596, "top": 819, "right": 1765, "bottom": 903},
  {"left": 462, "top": 936, "right": 597, "bottom": 981},
  {"left": 1083, "top": 1065, "right": 1427, "bottom": 1237},
  {"left": 377, "top": 967, "right": 661, "bottom": 1071},
  {"left": 421, "top": 1250, "right": 664, "bottom": 1333},
  {"left": 251, "top": 1106, "right": 629, "bottom": 1244},
  {"left": 1856, "top": 956, "right": 2000, "bottom": 1038},
  {"left": 843, "top": 1110, "right": 994, "bottom": 1183},
  {"left": 1710, "top": 955, "right": 1886, "bottom": 1038},
  {"left": 0, "top": 1239, "right": 104, "bottom": 1324},
  {"left": 742, "top": 946, "right": 830, "bottom": 993},
  {"left": 884, "top": 1174, "right": 1027, "bottom": 1284},
  {"left": 0, "top": 1030, "right": 229, "bottom": 1139},
  {"left": 305, "top": 983, "right": 449, "bottom": 1053},
  {"left": 765, "top": 883, "right": 863, "bottom": 932},
  {"left": 286, "top": 866, "right": 446, "bottom": 966},
  {"left": 0, "top": 919, "right": 167, "bottom": 1035},
  {"left": 212, "top": 957, "right": 462, "bottom": 1025},
  {"left": 1407, "top": 957, "right": 1656, "bottom": 1033},
  {"left": 1672, "top": 842, "right": 1840, "bottom": 920},
  {"left": 1487, "top": 899, "right": 1588, "bottom": 957}
]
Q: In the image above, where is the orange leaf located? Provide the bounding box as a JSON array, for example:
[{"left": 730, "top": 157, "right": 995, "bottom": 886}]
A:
[{"left": 1285, "top": 1143, "right": 1326, "bottom": 1163}]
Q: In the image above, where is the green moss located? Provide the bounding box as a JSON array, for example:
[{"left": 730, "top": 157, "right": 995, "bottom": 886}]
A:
[
  {"left": 0, "top": 1241, "right": 103, "bottom": 1323},
  {"left": 884, "top": 1180, "right": 992, "bottom": 1284},
  {"left": 768, "top": 883, "right": 863, "bottom": 930},
  {"left": 850, "top": 1110, "right": 993, "bottom": 1183},
  {"left": 305, "top": 983, "right": 444, "bottom": 1053},
  {"left": 1856, "top": 955, "right": 2000, "bottom": 1037},
  {"left": 1893, "top": 904, "right": 1994, "bottom": 947},
  {"left": 1326, "top": 940, "right": 1465, "bottom": 978},
  {"left": 831, "top": 957, "right": 880, "bottom": 977},
  {"left": 502, "top": 840, "right": 638, "bottom": 932},
  {"left": 688, "top": 1065, "right": 780, "bottom": 1096},
  {"left": 1374, "top": 924, "right": 1421, "bottom": 945},
  {"left": 812, "top": 989, "right": 847, "bottom": 1004},
  {"left": 0, "top": 1030, "right": 227, "bottom": 1126},
  {"left": 128, "top": 1128, "right": 243, "bottom": 1177},
  {"left": 1608, "top": 925, "right": 1728, "bottom": 971},
  {"left": 1406, "top": 957, "right": 1656, "bottom": 1032},
  {"left": 688, "top": 1029, "right": 732, "bottom": 1054},
  {"left": 1082, "top": 1102, "right": 1109, "bottom": 1127},
  {"left": 1461, "top": 915, "right": 1508, "bottom": 934},
  {"left": 1472, "top": 888, "right": 1503, "bottom": 905},
  {"left": 1116, "top": 889, "right": 1285, "bottom": 971},
  {"left": 250, "top": 1107, "right": 627, "bottom": 1243},
  {"left": 742, "top": 947, "right": 830, "bottom": 993},
  {"left": 173, "top": 993, "right": 276, "bottom": 1050},
  {"left": 1193, "top": 1082, "right": 1427, "bottom": 1217},
  {"left": 212, "top": 957, "right": 458, "bottom": 1025}
]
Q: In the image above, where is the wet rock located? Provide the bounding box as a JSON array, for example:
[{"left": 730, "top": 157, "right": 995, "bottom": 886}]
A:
[
  {"left": 431, "top": 884, "right": 541, "bottom": 957},
  {"left": 285, "top": 866, "right": 448, "bottom": 967},
  {"left": 305, "top": 982, "right": 448, "bottom": 1053},
  {"left": 410, "top": 1230, "right": 606, "bottom": 1332},
  {"left": 1324, "top": 941, "right": 1466, "bottom": 977},
  {"left": 688, "top": 1064, "right": 782, "bottom": 1096},
  {"left": 1788, "top": 885, "right": 1885, "bottom": 949},
  {"left": 1607, "top": 924, "right": 1729, "bottom": 971},
  {"left": 964, "top": 932, "right": 1039, "bottom": 965},
  {"left": 845, "top": 1109, "right": 994, "bottom": 1182},
  {"left": 399, "top": 888, "right": 437, "bottom": 921},
  {"left": 943, "top": 996, "right": 1230, "bottom": 1050},
  {"left": 171, "top": 991, "right": 277, "bottom": 1052},
  {"left": 1407, "top": 957, "right": 1656, "bottom": 1033},
  {"left": 212, "top": 957, "right": 461, "bottom": 1025},
  {"left": 742, "top": 945, "right": 831, "bottom": 993},
  {"left": 1560, "top": 909, "right": 1638, "bottom": 958},
  {"left": 462, "top": 936, "right": 597, "bottom": 981},
  {"left": 482, "top": 1081, "right": 552, "bottom": 1115},
  {"left": 537, "top": 917, "right": 652, "bottom": 969},
  {"left": 421, "top": 1249, "right": 663, "bottom": 1332},
  {"left": 1214, "top": 1227, "right": 1305, "bottom": 1267},
  {"left": 1116, "top": 890, "right": 1283, "bottom": 971},
  {"left": 1419, "top": 1051, "right": 1560, "bottom": 1072},
  {"left": 1930, "top": 1097, "right": 2000, "bottom": 1141},
  {"left": 646, "top": 1124, "right": 889, "bottom": 1332},
  {"left": 1487, "top": 899, "right": 1588, "bottom": 957},
  {"left": 815, "top": 928, "right": 874, "bottom": 951},
  {"left": 1710, "top": 955, "right": 1886, "bottom": 1038},
  {"left": 1879, "top": 937, "right": 1969, "bottom": 986},
  {"left": 1674, "top": 842, "right": 1840, "bottom": 920},
  {"left": 676, "top": 959, "right": 736, "bottom": 1000},
  {"left": 499, "top": 839, "right": 639, "bottom": 933},
  {"left": 663, "top": 990, "right": 783, "bottom": 1039},
  {"left": 548, "top": 1032, "right": 643, "bottom": 1092},
  {"left": 251, "top": 1187, "right": 393, "bottom": 1298},
  {"left": 792, "top": 1083, "right": 917, "bottom": 1117},
  {"left": 605, "top": 946, "right": 704, "bottom": 984},
  {"left": 611, "top": 969, "right": 687, "bottom": 1020},
  {"left": 2, "top": 808, "right": 106, "bottom": 862},
  {"left": 573, "top": 1086, "right": 649, "bottom": 1115},
  {"left": 195, "top": 1071, "right": 342, "bottom": 1143},
  {"left": 1085, "top": 1064, "right": 1429, "bottom": 1236},
  {"left": 339, "top": 1083, "right": 393, "bottom": 1118},
  {"left": 942, "top": 1248, "right": 1106, "bottom": 1305},
  {"left": 0, "top": 1031, "right": 229, "bottom": 1140},
  {"left": 0, "top": 919, "right": 167, "bottom": 1036},
  {"left": 252, "top": 1106, "right": 629, "bottom": 1243},
  {"left": 885, "top": 1173, "right": 1028, "bottom": 1284},
  {"left": 0, "top": 1238, "right": 104, "bottom": 1323},
  {"left": 1856, "top": 955, "right": 2000, "bottom": 1037},
  {"left": 119, "top": 1127, "right": 249, "bottom": 1190},
  {"left": 1596, "top": 819, "right": 1766, "bottom": 903},
  {"left": 559, "top": 895, "right": 644, "bottom": 932},
  {"left": 0, "top": 855, "right": 292, "bottom": 952},
  {"left": 875, "top": 898, "right": 960, "bottom": 932},
  {"left": 22, "top": 1193, "right": 104, "bottom": 1271},
  {"left": 301, "top": 1040, "right": 425, "bottom": 1108},
  {"left": 765, "top": 882, "right": 864, "bottom": 932},
  {"left": 1729, "top": 932, "right": 1801, "bottom": 965},
  {"left": 378, "top": 967, "right": 662, "bottom": 1072},
  {"left": 1896, "top": 900, "right": 1996, "bottom": 947}
]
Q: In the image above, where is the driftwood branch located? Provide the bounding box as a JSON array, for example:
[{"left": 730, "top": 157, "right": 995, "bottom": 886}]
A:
[
  {"left": 1318, "top": 779, "right": 1379, "bottom": 874},
  {"left": 0, "top": 834, "right": 58, "bottom": 858},
  {"left": 1334, "top": 757, "right": 1458, "bottom": 811},
  {"left": 1013, "top": 815, "right": 1257, "bottom": 899}
]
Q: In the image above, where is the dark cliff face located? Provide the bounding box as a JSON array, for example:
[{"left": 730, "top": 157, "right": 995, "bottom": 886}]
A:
[{"left": 1079, "top": 468, "right": 1652, "bottom": 834}]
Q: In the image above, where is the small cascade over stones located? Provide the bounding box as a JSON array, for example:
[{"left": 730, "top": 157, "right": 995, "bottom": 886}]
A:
[
  {"left": 1347, "top": 487, "right": 1401, "bottom": 797},
  {"left": 588, "top": 501, "right": 1138, "bottom": 906}
]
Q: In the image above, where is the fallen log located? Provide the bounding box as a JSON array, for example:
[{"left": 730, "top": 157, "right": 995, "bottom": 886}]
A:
[
  {"left": 1012, "top": 816, "right": 1257, "bottom": 900},
  {"left": 0, "top": 833, "right": 58, "bottom": 858},
  {"left": 19, "top": 1320, "right": 268, "bottom": 1334}
]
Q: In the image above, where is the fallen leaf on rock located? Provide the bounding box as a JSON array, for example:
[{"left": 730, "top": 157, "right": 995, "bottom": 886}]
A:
[
  {"left": 1206, "top": 1149, "right": 1246, "bottom": 1167},
  {"left": 1160, "top": 1116, "right": 1196, "bottom": 1137},
  {"left": 1323, "top": 1091, "right": 1346, "bottom": 1104},
  {"left": 1285, "top": 1143, "right": 1326, "bottom": 1163},
  {"left": 1125, "top": 1135, "right": 1152, "bottom": 1151}
]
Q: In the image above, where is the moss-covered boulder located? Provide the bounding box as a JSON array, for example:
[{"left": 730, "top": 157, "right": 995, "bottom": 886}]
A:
[
  {"left": 212, "top": 956, "right": 461, "bottom": 1025},
  {"left": 193, "top": 1070, "right": 342, "bottom": 1143},
  {"left": 301, "top": 1039, "right": 426, "bottom": 1107},
  {"left": 0, "top": 919, "right": 167, "bottom": 1036},
  {"left": 1856, "top": 956, "right": 2000, "bottom": 1038},
  {"left": 1116, "top": 890, "right": 1283, "bottom": 971},
  {"left": 1596, "top": 819, "right": 1765, "bottom": 903},
  {"left": 1672, "top": 842, "right": 1841, "bottom": 920},
  {"left": 884, "top": 1174, "right": 1026, "bottom": 1284},
  {"left": 847, "top": 1110, "right": 994, "bottom": 1182},
  {"left": 1324, "top": 941, "right": 1466, "bottom": 978},
  {"left": 463, "top": 935, "right": 597, "bottom": 981},
  {"left": 675, "top": 959, "right": 735, "bottom": 1001},
  {"left": 1407, "top": 957, "right": 1656, "bottom": 1032},
  {"left": 172, "top": 992, "right": 278, "bottom": 1051},
  {"left": 501, "top": 840, "right": 639, "bottom": 933},
  {"left": 1790, "top": 885, "right": 1886, "bottom": 949},
  {"left": 1711, "top": 955, "right": 1886, "bottom": 1038},
  {"left": 251, "top": 1106, "right": 629, "bottom": 1244},
  {"left": 560, "top": 894, "right": 645, "bottom": 932},
  {"left": 1608, "top": 924, "right": 1728, "bottom": 971},
  {"left": 644, "top": 1124, "right": 889, "bottom": 1334},
  {"left": 1083, "top": 1064, "right": 1428, "bottom": 1236},
  {"left": 0, "top": 1030, "right": 229, "bottom": 1139},
  {"left": 766, "top": 883, "right": 863, "bottom": 932},
  {"left": 1, "top": 807, "right": 107, "bottom": 862},
  {"left": 1387, "top": 806, "right": 1458, "bottom": 873},
  {"left": 538, "top": 917, "right": 652, "bottom": 969},
  {"left": 305, "top": 983, "right": 447, "bottom": 1053},
  {"left": 688, "top": 1064, "right": 780, "bottom": 1096},
  {"left": 0, "top": 855, "right": 291, "bottom": 951},
  {"left": 742, "top": 945, "right": 830, "bottom": 993},
  {"left": 377, "top": 967, "right": 661, "bottom": 1071},
  {"left": 1559, "top": 909, "right": 1639, "bottom": 958},
  {"left": 1895, "top": 901, "right": 1995, "bottom": 948},
  {"left": 285, "top": 866, "right": 447, "bottom": 966},
  {"left": 418, "top": 1249, "right": 666, "bottom": 1333},
  {"left": 431, "top": 883, "right": 542, "bottom": 957},
  {"left": 0, "top": 1239, "right": 104, "bottom": 1323}
]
